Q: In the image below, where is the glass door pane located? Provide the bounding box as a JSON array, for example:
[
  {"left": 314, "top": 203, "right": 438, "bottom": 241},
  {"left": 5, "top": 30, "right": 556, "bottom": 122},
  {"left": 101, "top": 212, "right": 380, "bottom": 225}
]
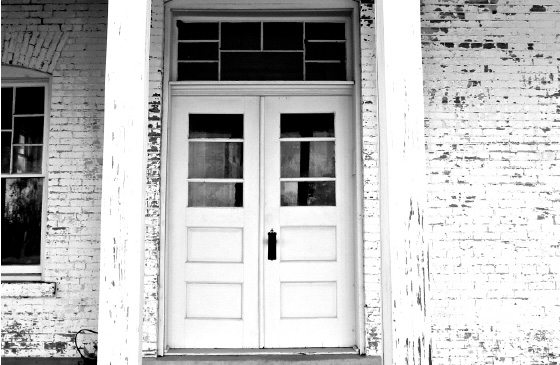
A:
[{"left": 187, "top": 114, "right": 244, "bottom": 207}]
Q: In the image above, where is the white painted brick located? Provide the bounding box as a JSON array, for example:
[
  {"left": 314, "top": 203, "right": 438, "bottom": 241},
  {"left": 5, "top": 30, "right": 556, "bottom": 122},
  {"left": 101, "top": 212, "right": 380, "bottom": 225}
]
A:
[
  {"left": 1, "top": 0, "right": 105, "bottom": 357},
  {"left": 423, "top": 1, "right": 560, "bottom": 364}
]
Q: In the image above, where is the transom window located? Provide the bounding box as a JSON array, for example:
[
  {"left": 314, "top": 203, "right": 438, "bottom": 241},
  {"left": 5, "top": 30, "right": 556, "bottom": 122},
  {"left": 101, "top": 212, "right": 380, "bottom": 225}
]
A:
[{"left": 173, "top": 15, "right": 351, "bottom": 81}]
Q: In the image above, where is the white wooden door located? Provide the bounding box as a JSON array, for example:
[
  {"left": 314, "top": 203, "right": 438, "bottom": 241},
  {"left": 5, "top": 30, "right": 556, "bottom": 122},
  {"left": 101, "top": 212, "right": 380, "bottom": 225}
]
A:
[
  {"left": 167, "top": 96, "right": 260, "bottom": 348},
  {"left": 167, "top": 95, "right": 354, "bottom": 349},
  {"left": 263, "top": 96, "right": 355, "bottom": 347}
]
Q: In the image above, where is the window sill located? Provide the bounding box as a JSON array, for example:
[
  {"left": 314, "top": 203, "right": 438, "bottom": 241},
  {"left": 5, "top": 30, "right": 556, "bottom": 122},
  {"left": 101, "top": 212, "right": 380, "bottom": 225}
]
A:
[{"left": 1, "top": 281, "right": 56, "bottom": 298}]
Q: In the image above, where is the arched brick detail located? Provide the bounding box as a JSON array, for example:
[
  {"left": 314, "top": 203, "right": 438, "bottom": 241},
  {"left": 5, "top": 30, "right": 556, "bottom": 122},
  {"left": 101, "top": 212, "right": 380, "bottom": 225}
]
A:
[{"left": 1, "top": 31, "right": 69, "bottom": 73}]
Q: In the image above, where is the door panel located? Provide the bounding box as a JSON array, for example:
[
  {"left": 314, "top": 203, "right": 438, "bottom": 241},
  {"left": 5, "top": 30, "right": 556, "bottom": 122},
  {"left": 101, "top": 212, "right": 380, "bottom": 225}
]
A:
[
  {"left": 263, "top": 96, "right": 355, "bottom": 347},
  {"left": 167, "top": 95, "right": 354, "bottom": 349},
  {"left": 167, "top": 97, "right": 260, "bottom": 348}
]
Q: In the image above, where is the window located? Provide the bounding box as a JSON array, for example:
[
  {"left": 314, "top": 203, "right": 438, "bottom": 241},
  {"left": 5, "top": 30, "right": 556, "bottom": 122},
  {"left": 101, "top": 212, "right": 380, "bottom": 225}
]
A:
[
  {"left": 1, "top": 77, "right": 49, "bottom": 280},
  {"left": 173, "top": 14, "right": 351, "bottom": 82}
]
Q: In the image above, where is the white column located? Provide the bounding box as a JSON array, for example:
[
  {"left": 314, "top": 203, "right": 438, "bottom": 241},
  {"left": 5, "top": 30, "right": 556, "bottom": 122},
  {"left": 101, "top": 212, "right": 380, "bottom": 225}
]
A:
[
  {"left": 376, "top": 0, "right": 430, "bottom": 364},
  {"left": 97, "top": 0, "right": 151, "bottom": 364}
]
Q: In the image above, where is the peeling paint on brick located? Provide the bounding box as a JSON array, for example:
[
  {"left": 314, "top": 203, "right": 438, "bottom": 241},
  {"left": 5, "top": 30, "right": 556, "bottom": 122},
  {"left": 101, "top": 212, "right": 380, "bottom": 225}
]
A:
[
  {"left": 422, "top": 0, "right": 560, "bottom": 364},
  {"left": 1, "top": 31, "right": 69, "bottom": 73},
  {"left": 360, "top": 1, "right": 383, "bottom": 357},
  {"left": 142, "top": 0, "right": 164, "bottom": 357}
]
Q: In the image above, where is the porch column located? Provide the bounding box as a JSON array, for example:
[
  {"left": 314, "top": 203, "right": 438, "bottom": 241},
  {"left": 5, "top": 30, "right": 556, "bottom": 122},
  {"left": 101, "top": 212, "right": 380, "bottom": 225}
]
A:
[
  {"left": 97, "top": 0, "right": 151, "bottom": 364},
  {"left": 376, "top": 1, "right": 430, "bottom": 364}
]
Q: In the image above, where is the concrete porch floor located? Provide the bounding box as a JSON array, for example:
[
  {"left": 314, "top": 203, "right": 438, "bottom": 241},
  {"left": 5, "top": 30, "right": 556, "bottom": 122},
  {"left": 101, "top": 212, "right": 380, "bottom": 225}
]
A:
[{"left": 2, "top": 355, "right": 381, "bottom": 364}]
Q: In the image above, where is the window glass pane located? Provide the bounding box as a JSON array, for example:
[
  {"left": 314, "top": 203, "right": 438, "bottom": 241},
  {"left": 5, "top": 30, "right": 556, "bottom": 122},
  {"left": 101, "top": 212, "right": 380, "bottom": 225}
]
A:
[
  {"left": 306, "top": 62, "right": 345, "bottom": 81},
  {"left": 12, "top": 146, "right": 42, "bottom": 174},
  {"left": 189, "top": 142, "right": 243, "bottom": 179},
  {"left": 189, "top": 114, "right": 243, "bottom": 139},
  {"left": 263, "top": 22, "right": 303, "bottom": 50},
  {"left": 305, "top": 22, "right": 345, "bottom": 40},
  {"left": 15, "top": 87, "right": 44, "bottom": 115},
  {"left": 306, "top": 42, "right": 345, "bottom": 61},
  {"left": 221, "top": 23, "right": 261, "bottom": 50},
  {"left": 281, "top": 141, "right": 335, "bottom": 178},
  {"left": 1, "top": 177, "right": 43, "bottom": 265},
  {"left": 2, "top": 87, "right": 13, "bottom": 129},
  {"left": 178, "top": 62, "right": 218, "bottom": 81},
  {"left": 222, "top": 52, "right": 303, "bottom": 81},
  {"left": 2, "top": 132, "right": 11, "bottom": 174},
  {"left": 177, "top": 21, "right": 219, "bottom": 40},
  {"left": 281, "top": 181, "right": 335, "bottom": 206},
  {"left": 281, "top": 114, "right": 334, "bottom": 138},
  {"left": 178, "top": 42, "right": 219, "bottom": 61},
  {"left": 189, "top": 182, "right": 243, "bottom": 207},
  {"left": 13, "top": 116, "right": 44, "bottom": 144}
]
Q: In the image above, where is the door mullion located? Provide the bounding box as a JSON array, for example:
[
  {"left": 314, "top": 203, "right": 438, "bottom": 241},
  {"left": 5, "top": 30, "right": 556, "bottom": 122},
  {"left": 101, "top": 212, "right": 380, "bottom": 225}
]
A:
[{"left": 258, "top": 95, "right": 266, "bottom": 348}]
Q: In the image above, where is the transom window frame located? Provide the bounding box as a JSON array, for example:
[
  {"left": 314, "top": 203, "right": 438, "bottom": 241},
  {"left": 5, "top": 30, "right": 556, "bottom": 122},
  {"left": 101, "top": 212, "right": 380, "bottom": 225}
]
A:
[
  {"left": 170, "top": 12, "right": 354, "bottom": 83},
  {"left": 1, "top": 69, "right": 50, "bottom": 281}
]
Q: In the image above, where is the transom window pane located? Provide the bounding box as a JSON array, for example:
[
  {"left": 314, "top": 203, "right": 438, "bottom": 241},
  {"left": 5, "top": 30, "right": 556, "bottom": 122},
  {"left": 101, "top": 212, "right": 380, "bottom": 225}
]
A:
[
  {"left": 221, "top": 23, "right": 261, "bottom": 50},
  {"left": 280, "top": 113, "right": 336, "bottom": 206},
  {"left": 188, "top": 114, "right": 244, "bottom": 207},
  {"left": 221, "top": 52, "right": 303, "bottom": 81},
  {"left": 263, "top": 23, "right": 303, "bottom": 50},
  {"left": 176, "top": 20, "right": 347, "bottom": 81},
  {"left": 177, "top": 22, "right": 218, "bottom": 40}
]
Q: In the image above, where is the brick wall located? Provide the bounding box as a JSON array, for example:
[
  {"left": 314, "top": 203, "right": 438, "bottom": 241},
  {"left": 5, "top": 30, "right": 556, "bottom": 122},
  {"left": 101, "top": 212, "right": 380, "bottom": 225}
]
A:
[
  {"left": 1, "top": 0, "right": 107, "bottom": 357},
  {"left": 421, "top": 1, "right": 560, "bottom": 364}
]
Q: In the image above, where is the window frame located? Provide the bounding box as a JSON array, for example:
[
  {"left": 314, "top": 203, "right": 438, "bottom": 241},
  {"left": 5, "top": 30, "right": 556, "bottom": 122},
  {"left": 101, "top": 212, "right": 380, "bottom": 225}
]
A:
[
  {"left": 171, "top": 12, "right": 353, "bottom": 82},
  {"left": 1, "top": 74, "right": 50, "bottom": 281}
]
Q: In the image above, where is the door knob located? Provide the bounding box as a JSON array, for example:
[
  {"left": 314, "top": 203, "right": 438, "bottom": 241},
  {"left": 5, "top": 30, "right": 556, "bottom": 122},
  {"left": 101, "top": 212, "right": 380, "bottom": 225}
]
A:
[{"left": 268, "top": 229, "right": 277, "bottom": 261}]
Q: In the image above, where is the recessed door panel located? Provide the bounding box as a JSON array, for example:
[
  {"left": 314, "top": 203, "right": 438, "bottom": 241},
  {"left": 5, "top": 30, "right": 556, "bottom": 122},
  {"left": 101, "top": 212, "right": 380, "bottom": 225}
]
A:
[
  {"left": 280, "top": 226, "right": 337, "bottom": 261},
  {"left": 187, "top": 227, "right": 243, "bottom": 263},
  {"left": 280, "top": 282, "right": 337, "bottom": 318}
]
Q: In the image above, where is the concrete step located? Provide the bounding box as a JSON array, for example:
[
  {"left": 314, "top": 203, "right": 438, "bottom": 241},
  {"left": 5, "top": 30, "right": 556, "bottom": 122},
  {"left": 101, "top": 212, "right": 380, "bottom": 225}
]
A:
[
  {"left": 2, "top": 355, "right": 381, "bottom": 365},
  {"left": 143, "top": 355, "right": 381, "bottom": 365}
]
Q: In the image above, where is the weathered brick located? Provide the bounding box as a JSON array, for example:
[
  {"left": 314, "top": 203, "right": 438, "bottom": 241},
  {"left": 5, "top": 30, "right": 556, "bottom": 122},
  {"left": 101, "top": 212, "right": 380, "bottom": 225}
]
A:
[
  {"left": 422, "top": 1, "right": 560, "bottom": 364},
  {"left": 1, "top": 0, "right": 106, "bottom": 357}
]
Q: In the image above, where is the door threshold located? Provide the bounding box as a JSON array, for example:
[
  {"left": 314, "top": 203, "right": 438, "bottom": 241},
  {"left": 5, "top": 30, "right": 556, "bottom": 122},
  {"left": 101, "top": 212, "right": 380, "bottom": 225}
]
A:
[{"left": 166, "top": 348, "right": 358, "bottom": 356}]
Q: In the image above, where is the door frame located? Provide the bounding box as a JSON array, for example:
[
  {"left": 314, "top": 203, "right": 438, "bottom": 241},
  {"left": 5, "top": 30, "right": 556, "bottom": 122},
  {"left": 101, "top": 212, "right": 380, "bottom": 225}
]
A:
[{"left": 158, "top": 0, "right": 364, "bottom": 355}]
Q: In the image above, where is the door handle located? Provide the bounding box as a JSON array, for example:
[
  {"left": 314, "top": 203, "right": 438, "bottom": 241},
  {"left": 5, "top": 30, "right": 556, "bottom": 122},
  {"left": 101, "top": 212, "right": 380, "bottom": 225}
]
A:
[{"left": 267, "top": 229, "right": 277, "bottom": 261}]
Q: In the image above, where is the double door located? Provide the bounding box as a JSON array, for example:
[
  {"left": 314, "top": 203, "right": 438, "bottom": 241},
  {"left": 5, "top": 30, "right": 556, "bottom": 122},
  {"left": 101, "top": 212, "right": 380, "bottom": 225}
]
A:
[{"left": 167, "top": 95, "right": 354, "bottom": 349}]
